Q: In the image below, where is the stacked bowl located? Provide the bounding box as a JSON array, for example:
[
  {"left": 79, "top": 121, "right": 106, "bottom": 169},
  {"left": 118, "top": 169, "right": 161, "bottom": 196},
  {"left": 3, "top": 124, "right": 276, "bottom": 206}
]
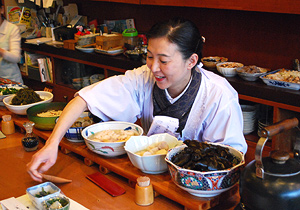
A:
[{"left": 241, "top": 105, "right": 257, "bottom": 135}]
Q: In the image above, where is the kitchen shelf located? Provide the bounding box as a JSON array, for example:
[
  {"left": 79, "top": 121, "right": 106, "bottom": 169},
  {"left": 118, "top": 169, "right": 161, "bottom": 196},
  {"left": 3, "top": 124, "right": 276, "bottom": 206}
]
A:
[{"left": 21, "top": 42, "right": 300, "bottom": 162}]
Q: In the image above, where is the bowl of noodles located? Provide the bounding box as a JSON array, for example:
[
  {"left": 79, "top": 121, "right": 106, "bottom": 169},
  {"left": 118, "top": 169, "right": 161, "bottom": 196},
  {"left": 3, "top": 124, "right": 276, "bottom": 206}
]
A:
[
  {"left": 82, "top": 121, "right": 144, "bottom": 157},
  {"left": 27, "top": 102, "right": 67, "bottom": 130}
]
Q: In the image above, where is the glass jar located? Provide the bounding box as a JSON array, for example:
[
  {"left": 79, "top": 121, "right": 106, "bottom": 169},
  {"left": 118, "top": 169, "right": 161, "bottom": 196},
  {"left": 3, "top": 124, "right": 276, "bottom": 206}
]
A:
[
  {"left": 1, "top": 115, "right": 15, "bottom": 135},
  {"left": 22, "top": 121, "right": 39, "bottom": 152},
  {"left": 122, "top": 28, "right": 138, "bottom": 50}
]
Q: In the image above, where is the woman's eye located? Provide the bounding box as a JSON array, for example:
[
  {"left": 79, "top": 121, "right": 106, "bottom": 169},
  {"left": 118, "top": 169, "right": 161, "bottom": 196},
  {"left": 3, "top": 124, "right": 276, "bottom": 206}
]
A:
[{"left": 160, "top": 60, "right": 168, "bottom": 64}]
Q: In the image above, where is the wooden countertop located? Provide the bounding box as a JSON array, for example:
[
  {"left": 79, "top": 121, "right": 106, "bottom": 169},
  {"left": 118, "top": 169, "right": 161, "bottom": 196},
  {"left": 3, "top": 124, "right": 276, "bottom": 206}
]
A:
[{"left": 0, "top": 107, "right": 241, "bottom": 210}]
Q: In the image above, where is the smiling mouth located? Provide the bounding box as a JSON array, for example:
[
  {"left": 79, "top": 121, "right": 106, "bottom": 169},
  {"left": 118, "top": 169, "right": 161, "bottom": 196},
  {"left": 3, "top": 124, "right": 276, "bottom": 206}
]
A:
[{"left": 155, "top": 76, "right": 165, "bottom": 81}]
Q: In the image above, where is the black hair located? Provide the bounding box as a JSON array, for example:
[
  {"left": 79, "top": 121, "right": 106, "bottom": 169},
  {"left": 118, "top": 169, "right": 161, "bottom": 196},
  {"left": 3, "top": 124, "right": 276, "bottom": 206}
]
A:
[{"left": 146, "top": 17, "right": 204, "bottom": 65}]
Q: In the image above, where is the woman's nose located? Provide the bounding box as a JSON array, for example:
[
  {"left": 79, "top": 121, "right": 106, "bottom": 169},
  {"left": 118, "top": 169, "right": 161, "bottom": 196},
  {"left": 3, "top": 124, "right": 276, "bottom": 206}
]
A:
[{"left": 148, "top": 59, "right": 160, "bottom": 73}]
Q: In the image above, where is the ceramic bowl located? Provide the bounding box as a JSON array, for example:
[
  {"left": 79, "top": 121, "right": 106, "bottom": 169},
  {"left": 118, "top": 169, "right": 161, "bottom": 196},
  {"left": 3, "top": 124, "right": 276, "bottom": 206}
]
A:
[
  {"left": 82, "top": 121, "right": 144, "bottom": 157},
  {"left": 3, "top": 91, "right": 53, "bottom": 115},
  {"left": 165, "top": 143, "right": 244, "bottom": 197},
  {"left": 27, "top": 102, "right": 67, "bottom": 130},
  {"left": 124, "top": 133, "right": 181, "bottom": 174},
  {"left": 64, "top": 112, "right": 93, "bottom": 142},
  {"left": 43, "top": 195, "right": 70, "bottom": 210},
  {"left": 26, "top": 182, "right": 61, "bottom": 209},
  {"left": 201, "top": 56, "right": 228, "bottom": 70},
  {"left": 216, "top": 62, "right": 244, "bottom": 77},
  {"left": 236, "top": 66, "right": 269, "bottom": 81}
]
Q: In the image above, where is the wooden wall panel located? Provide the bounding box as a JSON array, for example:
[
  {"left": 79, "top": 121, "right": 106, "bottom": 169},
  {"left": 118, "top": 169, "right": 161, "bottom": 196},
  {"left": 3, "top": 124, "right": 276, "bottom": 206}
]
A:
[{"left": 67, "top": 1, "right": 300, "bottom": 71}]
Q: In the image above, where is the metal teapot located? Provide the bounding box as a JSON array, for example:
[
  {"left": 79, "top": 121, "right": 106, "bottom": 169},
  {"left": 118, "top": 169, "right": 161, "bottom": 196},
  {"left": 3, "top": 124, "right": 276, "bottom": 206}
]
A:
[{"left": 239, "top": 118, "right": 300, "bottom": 210}]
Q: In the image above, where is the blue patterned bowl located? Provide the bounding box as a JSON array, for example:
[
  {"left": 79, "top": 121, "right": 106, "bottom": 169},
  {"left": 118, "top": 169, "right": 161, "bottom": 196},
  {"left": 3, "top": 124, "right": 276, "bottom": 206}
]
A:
[
  {"left": 165, "top": 143, "right": 244, "bottom": 197},
  {"left": 82, "top": 121, "right": 143, "bottom": 157}
]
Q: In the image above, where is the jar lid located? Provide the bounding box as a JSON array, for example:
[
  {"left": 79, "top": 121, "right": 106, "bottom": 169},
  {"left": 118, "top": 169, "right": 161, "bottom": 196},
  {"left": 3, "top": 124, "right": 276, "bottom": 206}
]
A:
[{"left": 122, "top": 28, "right": 138, "bottom": 37}]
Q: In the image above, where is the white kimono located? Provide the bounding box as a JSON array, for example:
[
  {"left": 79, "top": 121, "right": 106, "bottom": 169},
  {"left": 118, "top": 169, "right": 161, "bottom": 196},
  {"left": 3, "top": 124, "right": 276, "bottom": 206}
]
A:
[
  {"left": 78, "top": 64, "right": 247, "bottom": 153},
  {"left": 0, "top": 20, "right": 23, "bottom": 83}
]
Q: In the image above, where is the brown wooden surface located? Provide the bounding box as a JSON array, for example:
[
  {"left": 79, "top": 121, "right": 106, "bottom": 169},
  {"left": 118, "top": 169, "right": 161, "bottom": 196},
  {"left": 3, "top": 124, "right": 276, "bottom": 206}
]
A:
[
  {"left": 0, "top": 107, "right": 240, "bottom": 210},
  {"left": 0, "top": 131, "right": 184, "bottom": 210},
  {"left": 140, "top": 0, "right": 300, "bottom": 14}
]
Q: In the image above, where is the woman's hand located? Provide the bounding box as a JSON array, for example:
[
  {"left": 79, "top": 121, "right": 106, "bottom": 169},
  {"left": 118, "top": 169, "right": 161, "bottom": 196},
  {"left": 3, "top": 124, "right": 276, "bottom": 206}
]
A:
[
  {"left": 26, "top": 96, "right": 88, "bottom": 181},
  {"left": 26, "top": 141, "right": 59, "bottom": 182}
]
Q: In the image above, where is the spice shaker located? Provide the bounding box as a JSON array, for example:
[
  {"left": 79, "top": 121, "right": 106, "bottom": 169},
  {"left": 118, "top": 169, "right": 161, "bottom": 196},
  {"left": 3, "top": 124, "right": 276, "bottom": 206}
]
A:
[
  {"left": 22, "top": 121, "right": 39, "bottom": 151},
  {"left": 135, "top": 176, "right": 154, "bottom": 206},
  {"left": 1, "top": 115, "right": 15, "bottom": 135}
]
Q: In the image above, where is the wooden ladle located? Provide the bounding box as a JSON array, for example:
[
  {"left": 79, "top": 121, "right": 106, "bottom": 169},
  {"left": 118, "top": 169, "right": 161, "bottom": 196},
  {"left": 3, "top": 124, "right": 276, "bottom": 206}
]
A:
[{"left": 42, "top": 174, "right": 72, "bottom": 184}]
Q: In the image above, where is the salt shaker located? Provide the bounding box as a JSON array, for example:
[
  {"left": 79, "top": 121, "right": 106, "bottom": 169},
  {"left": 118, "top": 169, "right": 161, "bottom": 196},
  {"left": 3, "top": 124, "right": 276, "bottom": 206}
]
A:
[
  {"left": 135, "top": 176, "right": 154, "bottom": 206},
  {"left": 1, "top": 115, "right": 15, "bottom": 135},
  {"left": 22, "top": 121, "right": 39, "bottom": 152}
]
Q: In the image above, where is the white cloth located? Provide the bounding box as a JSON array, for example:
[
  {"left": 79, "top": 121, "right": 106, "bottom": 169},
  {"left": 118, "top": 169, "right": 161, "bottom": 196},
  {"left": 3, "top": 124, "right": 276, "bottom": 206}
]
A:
[
  {"left": 78, "top": 64, "right": 247, "bottom": 153},
  {"left": 0, "top": 19, "right": 23, "bottom": 83}
]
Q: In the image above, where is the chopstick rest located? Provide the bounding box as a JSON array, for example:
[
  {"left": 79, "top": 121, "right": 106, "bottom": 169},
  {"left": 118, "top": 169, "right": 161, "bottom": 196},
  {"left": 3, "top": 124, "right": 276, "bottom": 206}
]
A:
[
  {"left": 42, "top": 174, "right": 72, "bottom": 183},
  {"left": 86, "top": 172, "right": 126, "bottom": 197}
]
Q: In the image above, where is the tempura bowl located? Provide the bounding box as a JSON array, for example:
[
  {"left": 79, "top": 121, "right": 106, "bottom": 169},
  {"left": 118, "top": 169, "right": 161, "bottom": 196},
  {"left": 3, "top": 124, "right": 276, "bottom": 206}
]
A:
[
  {"left": 124, "top": 133, "right": 181, "bottom": 174},
  {"left": 165, "top": 143, "right": 244, "bottom": 197},
  {"left": 82, "top": 121, "right": 143, "bottom": 157}
]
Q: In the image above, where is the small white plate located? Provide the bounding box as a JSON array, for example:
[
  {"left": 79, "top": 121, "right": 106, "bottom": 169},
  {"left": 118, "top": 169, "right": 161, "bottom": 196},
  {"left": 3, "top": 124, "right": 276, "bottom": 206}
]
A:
[{"left": 75, "top": 46, "right": 95, "bottom": 53}]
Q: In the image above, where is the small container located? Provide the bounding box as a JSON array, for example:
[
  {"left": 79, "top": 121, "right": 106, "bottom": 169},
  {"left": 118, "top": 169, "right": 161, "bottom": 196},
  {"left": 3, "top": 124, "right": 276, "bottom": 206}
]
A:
[
  {"left": 135, "top": 176, "right": 154, "bottom": 206},
  {"left": 122, "top": 28, "right": 138, "bottom": 50},
  {"left": 22, "top": 121, "right": 39, "bottom": 151},
  {"left": 1, "top": 115, "right": 15, "bottom": 135}
]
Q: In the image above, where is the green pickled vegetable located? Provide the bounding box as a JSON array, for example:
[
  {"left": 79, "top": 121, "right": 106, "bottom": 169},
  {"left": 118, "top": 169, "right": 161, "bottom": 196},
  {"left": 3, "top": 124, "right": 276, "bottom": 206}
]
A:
[
  {"left": 35, "top": 187, "right": 51, "bottom": 198},
  {"left": 11, "top": 88, "right": 42, "bottom": 105},
  {"left": 0, "top": 87, "right": 19, "bottom": 95}
]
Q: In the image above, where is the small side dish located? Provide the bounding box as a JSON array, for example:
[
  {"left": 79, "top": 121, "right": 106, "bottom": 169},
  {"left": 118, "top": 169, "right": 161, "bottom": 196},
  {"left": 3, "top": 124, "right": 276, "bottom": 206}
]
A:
[
  {"left": 260, "top": 69, "right": 300, "bottom": 90},
  {"left": 236, "top": 65, "right": 269, "bottom": 81},
  {"left": 43, "top": 196, "right": 70, "bottom": 210},
  {"left": 216, "top": 62, "right": 244, "bottom": 77},
  {"left": 201, "top": 56, "right": 228, "bottom": 70}
]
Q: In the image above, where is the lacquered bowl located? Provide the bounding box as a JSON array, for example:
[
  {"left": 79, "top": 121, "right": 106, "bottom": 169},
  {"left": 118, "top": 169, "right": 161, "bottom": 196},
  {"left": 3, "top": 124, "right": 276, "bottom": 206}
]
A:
[
  {"left": 165, "top": 143, "right": 244, "bottom": 197},
  {"left": 27, "top": 102, "right": 67, "bottom": 130},
  {"left": 82, "top": 121, "right": 144, "bottom": 157}
]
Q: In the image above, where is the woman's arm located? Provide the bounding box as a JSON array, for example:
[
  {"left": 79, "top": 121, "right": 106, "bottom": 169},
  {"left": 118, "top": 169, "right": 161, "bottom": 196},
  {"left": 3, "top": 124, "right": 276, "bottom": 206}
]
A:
[
  {"left": 0, "top": 24, "right": 21, "bottom": 63},
  {"left": 27, "top": 96, "right": 88, "bottom": 182}
]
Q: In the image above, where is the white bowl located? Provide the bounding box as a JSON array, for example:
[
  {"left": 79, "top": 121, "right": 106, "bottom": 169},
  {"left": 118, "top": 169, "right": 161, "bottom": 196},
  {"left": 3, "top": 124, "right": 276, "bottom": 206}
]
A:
[
  {"left": 26, "top": 182, "right": 61, "bottom": 209},
  {"left": 216, "top": 62, "right": 244, "bottom": 77},
  {"left": 124, "top": 133, "right": 181, "bottom": 174},
  {"left": 82, "top": 121, "right": 144, "bottom": 157},
  {"left": 165, "top": 142, "right": 244, "bottom": 197},
  {"left": 3, "top": 91, "right": 53, "bottom": 115}
]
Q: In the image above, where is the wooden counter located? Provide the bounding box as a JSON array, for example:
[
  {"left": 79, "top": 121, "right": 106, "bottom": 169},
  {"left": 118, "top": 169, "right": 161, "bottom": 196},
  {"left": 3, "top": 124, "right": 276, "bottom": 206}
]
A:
[{"left": 0, "top": 107, "right": 240, "bottom": 210}]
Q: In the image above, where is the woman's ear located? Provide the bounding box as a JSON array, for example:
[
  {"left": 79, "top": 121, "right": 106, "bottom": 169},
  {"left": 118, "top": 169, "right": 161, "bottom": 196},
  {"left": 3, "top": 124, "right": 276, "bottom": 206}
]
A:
[{"left": 187, "top": 53, "right": 199, "bottom": 70}]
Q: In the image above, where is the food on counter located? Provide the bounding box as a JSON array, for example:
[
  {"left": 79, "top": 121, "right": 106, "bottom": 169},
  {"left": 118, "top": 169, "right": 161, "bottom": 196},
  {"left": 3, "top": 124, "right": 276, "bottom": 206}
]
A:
[
  {"left": 264, "top": 68, "right": 300, "bottom": 84},
  {"left": 37, "top": 110, "right": 63, "bottom": 117},
  {"left": 71, "top": 116, "right": 93, "bottom": 128},
  {"left": 171, "top": 140, "right": 240, "bottom": 172},
  {"left": 11, "top": 88, "right": 42, "bottom": 105},
  {"left": 0, "top": 87, "right": 19, "bottom": 95},
  {"left": 135, "top": 141, "right": 169, "bottom": 156},
  {"left": 35, "top": 187, "right": 51, "bottom": 198},
  {"left": 44, "top": 196, "right": 69, "bottom": 209},
  {"left": 90, "top": 129, "right": 139, "bottom": 142},
  {"left": 237, "top": 65, "right": 268, "bottom": 74},
  {"left": 218, "top": 62, "right": 242, "bottom": 68}
]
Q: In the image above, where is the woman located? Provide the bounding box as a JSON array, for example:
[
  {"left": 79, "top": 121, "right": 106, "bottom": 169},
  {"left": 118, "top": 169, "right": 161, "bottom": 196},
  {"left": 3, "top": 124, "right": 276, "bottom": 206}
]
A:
[
  {"left": 0, "top": 2, "right": 23, "bottom": 83},
  {"left": 27, "top": 18, "right": 247, "bottom": 182}
]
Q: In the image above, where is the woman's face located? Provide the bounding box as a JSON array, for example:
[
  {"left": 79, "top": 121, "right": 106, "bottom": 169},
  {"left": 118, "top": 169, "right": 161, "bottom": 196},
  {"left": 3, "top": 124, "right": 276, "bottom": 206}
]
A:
[{"left": 146, "top": 37, "right": 197, "bottom": 98}]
